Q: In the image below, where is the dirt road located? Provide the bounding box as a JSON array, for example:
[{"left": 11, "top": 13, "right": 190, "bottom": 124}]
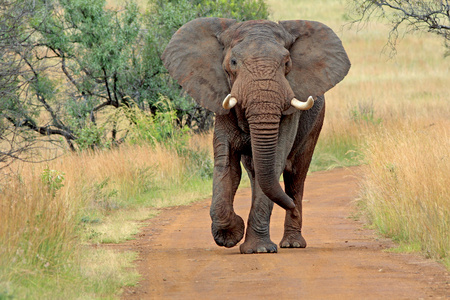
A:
[{"left": 122, "top": 167, "right": 449, "bottom": 299}]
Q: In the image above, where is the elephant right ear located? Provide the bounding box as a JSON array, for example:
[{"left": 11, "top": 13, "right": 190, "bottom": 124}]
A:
[
  {"left": 279, "top": 20, "right": 350, "bottom": 102},
  {"left": 162, "top": 18, "right": 237, "bottom": 115}
]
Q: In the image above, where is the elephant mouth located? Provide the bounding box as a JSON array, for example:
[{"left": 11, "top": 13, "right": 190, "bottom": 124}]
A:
[{"left": 222, "top": 94, "right": 314, "bottom": 111}]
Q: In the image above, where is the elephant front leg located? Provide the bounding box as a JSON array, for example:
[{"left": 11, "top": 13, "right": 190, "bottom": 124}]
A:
[
  {"left": 239, "top": 155, "right": 278, "bottom": 254},
  {"left": 210, "top": 132, "right": 244, "bottom": 248}
]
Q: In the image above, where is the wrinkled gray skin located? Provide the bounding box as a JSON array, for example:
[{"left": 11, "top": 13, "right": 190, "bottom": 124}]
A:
[{"left": 162, "top": 18, "right": 350, "bottom": 254}]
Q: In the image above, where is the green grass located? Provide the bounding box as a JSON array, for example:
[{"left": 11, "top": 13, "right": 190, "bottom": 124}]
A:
[
  {"left": 79, "top": 176, "right": 213, "bottom": 244},
  {"left": 80, "top": 208, "right": 159, "bottom": 244},
  {"left": 131, "top": 177, "right": 213, "bottom": 208},
  {"left": 310, "top": 130, "right": 361, "bottom": 172},
  {"left": 0, "top": 249, "right": 139, "bottom": 299},
  {"left": 385, "top": 242, "right": 423, "bottom": 254}
]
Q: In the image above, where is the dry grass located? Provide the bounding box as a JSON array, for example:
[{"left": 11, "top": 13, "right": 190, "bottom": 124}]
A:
[
  {"left": 267, "top": 0, "right": 450, "bottom": 265},
  {"left": 0, "top": 172, "right": 77, "bottom": 270},
  {"left": 0, "top": 133, "right": 213, "bottom": 298},
  {"left": 62, "top": 143, "right": 188, "bottom": 203},
  {"left": 360, "top": 120, "right": 450, "bottom": 265}
]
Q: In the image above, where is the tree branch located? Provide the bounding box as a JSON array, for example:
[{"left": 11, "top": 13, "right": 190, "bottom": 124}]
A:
[{"left": 350, "top": 0, "right": 450, "bottom": 54}]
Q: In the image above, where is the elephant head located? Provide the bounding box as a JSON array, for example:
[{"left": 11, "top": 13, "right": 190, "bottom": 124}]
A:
[{"left": 162, "top": 18, "right": 350, "bottom": 210}]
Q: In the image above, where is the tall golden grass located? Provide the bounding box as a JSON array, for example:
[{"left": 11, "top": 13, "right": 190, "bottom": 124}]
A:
[
  {"left": 268, "top": 0, "right": 450, "bottom": 265},
  {"left": 0, "top": 133, "right": 213, "bottom": 297},
  {"left": 1, "top": 171, "right": 76, "bottom": 270},
  {"left": 360, "top": 120, "right": 449, "bottom": 265}
]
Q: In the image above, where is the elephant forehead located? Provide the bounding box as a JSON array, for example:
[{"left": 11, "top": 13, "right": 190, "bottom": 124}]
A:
[
  {"left": 230, "top": 38, "right": 289, "bottom": 65},
  {"left": 221, "top": 20, "right": 291, "bottom": 48}
]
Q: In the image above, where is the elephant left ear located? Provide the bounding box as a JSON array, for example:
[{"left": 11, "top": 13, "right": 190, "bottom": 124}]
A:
[
  {"left": 280, "top": 20, "right": 350, "bottom": 101},
  {"left": 162, "top": 18, "right": 237, "bottom": 115}
]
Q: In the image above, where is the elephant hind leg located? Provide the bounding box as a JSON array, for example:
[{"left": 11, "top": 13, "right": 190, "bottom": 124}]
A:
[
  {"left": 280, "top": 167, "right": 307, "bottom": 248},
  {"left": 239, "top": 154, "right": 278, "bottom": 254},
  {"left": 280, "top": 99, "right": 325, "bottom": 249}
]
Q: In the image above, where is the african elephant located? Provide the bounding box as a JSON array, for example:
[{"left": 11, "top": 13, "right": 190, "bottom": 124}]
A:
[{"left": 162, "top": 18, "right": 350, "bottom": 254}]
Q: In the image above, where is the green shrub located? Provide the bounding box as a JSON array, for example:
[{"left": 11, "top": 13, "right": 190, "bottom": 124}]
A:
[
  {"left": 122, "top": 96, "right": 190, "bottom": 152},
  {"left": 40, "top": 167, "right": 65, "bottom": 196}
]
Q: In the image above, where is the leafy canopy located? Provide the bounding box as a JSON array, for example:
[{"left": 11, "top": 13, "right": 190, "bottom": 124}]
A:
[{"left": 0, "top": 0, "right": 269, "bottom": 159}]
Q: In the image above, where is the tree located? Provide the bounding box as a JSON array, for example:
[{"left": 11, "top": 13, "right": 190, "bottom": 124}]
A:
[
  {"left": 0, "top": 0, "right": 61, "bottom": 169},
  {"left": 1, "top": 0, "right": 144, "bottom": 152},
  {"left": 350, "top": 0, "right": 450, "bottom": 55},
  {"left": 1, "top": 0, "right": 270, "bottom": 159}
]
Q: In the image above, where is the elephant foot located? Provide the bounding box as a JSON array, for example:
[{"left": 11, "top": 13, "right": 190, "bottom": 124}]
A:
[
  {"left": 211, "top": 214, "right": 245, "bottom": 248},
  {"left": 239, "top": 238, "right": 278, "bottom": 254},
  {"left": 280, "top": 232, "right": 307, "bottom": 248}
]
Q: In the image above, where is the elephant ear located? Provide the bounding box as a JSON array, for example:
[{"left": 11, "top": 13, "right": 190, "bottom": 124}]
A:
[
  {"left": 162, "top": 18, "right": 237, "bottom": 115},
  {"left": 280, "top": 20, "right": 350, "bottom": 102}
]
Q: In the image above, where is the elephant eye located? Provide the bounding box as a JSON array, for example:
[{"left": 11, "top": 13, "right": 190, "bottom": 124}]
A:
[
  {"left": 285, "top": 59, "right": 292, "bottom": 75},
  {"left": 285, "top": 58, "right": 291, "bottom": 68},
  {"left": 230, "top": 58, "right": 237, "bottom": 66}
]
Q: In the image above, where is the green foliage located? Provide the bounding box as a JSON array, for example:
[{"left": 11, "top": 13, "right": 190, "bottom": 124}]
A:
[
  {"left": 194, "top": 0, "right": 269, "bottom": 20},
  {"left": 90, "top": 178, "right": 120, "bottom": 210},
  {"left": 186, "top": 147, "right": 214, "bottom": 179},
  {"left": 74, "top": 123, "right": 109, "bottom": 150},
  {"left": 123, "top": 96, "right": 190, "bottom": 153},
  {"left": 40, "top": 167, "right": 65, "bottom": 196},
  {"left": 349, "top": 100, "right": 382, "bottom": 125},
  {"left": 1, "top": 0, "right": 270, "bottom": 153},
  {"left": 1, "top": 0, "right": 145, "bottom": 151}
]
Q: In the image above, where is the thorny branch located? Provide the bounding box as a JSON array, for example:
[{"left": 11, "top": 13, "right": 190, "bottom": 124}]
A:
[{"left": 350, "top": 0, "right": 450, "bottom": 55}]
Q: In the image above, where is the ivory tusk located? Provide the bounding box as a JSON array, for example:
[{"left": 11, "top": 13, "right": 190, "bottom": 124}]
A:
[
  {"left": 222, "top": 94, "right": 237, "bottom": 109},
  {"left": 291, "top": 96, "right": 314, "bottom": 110}
]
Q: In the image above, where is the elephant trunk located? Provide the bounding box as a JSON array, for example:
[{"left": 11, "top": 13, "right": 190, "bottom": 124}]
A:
[{"left": 248, "top": 115, "right": 295, "bottom": 210}]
